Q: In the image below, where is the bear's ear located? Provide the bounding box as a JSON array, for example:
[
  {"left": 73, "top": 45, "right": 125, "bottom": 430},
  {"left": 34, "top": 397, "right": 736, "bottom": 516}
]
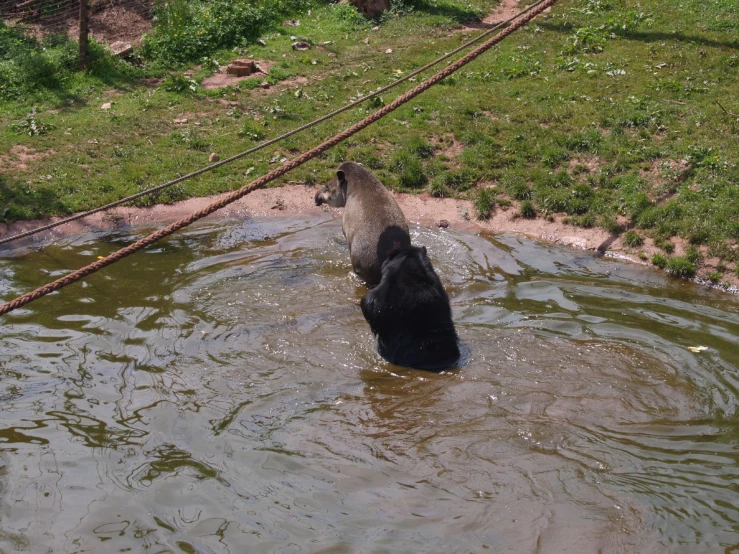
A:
[{"left": 336, "top": 170, "right": 345, "bottom": 181}]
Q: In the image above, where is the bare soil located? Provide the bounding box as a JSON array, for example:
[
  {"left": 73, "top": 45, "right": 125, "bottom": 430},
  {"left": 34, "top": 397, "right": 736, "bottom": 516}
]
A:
[
  {"left": 2, "top": 185, "right": 736, "bottom": 291},
  {"left": 461, "top": 0, "right": 537, "bottom": 31},
  {"left": 0, "top": 145, "right": 55, "bottom": 171}
]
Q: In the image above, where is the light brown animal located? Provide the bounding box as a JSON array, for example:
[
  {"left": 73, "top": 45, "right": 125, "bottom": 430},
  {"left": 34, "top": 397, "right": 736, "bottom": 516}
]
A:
[{"left": 315, "top": 162, "right": 410, "bottom": 287}]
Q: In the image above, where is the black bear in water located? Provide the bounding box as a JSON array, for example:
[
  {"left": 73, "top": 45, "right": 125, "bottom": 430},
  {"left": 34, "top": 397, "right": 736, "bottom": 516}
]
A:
[{"left": 360, "top": 245, "right": 460, "bottom": 372}]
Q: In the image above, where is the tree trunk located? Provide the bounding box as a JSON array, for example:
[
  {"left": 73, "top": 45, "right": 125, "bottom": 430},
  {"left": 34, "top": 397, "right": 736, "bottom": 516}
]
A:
[{"left": 349, "top": 0, "right": 391, "bottom": 18}]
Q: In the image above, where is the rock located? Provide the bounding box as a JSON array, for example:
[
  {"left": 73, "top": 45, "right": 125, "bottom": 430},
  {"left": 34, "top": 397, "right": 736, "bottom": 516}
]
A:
[
  {"left": 101, "top": 102, "right": 113, "bottom": 110},
  {"left": 226, "top": 59, "right": 256, "bottom": 77},
  {"left": 257, "top": 39, "right": 266, "bottom": 46},
  {"left": 348, "top": 0, "right": 391, "bottom": 18},
  {"left": 372, "top": 26, "right": 380, "bottom": 31},
  {"left": 209, "top": 153, "right": 220, "bottom": 162},
  {"left": 292, "top": 41, "right": 311, "bottom": 51},
  {"left": 260, "top": 80, "right": 270, "bottom": 89},
  {"left": 437, "top": 220, "right": 450, "bottom": 229},
  {"left": 385, "top": 48, "right": 393, "bottom": 54},
  {"left": 173, "top": 118, "right": 188, "bottom": 124},
  {"left": 328, "top": 53, "right": 337, "bottom": 57},
  {"left": 362, "top": 37, "right": 369, "bottom": 44},
  {"left": 282, "top": 19, "right": 300, "bottom": 26},
  {"left": 109, "top": 41, "right": 133, "bottom": 58}
]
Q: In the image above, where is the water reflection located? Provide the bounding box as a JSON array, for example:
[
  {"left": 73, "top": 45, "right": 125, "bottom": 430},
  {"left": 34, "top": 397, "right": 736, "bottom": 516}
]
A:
[{"left": 1, "top": 215, "right": 738, "bottom": 552}]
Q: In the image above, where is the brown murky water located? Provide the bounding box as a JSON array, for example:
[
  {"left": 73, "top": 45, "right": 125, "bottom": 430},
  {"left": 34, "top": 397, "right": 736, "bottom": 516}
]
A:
[{"left": 1, "top": 214, "right": 738, "bottom": 553}]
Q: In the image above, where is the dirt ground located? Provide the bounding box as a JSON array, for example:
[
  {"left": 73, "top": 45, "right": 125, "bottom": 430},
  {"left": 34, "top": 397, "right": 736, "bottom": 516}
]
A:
[
  {"left": 2, "top": 184, "right": 736, "bottom": 293},
  {"left": 12, "top": 2, "right": 151, "bottom": 45}
]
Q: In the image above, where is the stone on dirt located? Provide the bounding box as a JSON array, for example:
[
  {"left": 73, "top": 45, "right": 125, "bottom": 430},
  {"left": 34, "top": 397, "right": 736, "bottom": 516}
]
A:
[
  {"left": 226, "top": 59, "right": 256, "bottom": 77},
  {"left": 108, "top": 41, "right": 134, "bottom": 58}
]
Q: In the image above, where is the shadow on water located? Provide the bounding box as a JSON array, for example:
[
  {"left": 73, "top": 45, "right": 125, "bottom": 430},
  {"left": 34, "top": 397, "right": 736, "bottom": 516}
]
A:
[{"left": 0, "top": 215, "right": 738, "bottom": 552}]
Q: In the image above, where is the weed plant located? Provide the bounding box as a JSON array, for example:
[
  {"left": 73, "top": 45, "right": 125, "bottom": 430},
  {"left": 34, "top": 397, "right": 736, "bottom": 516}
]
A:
[{"left": 474, "top": 188, "right": 495, "bottom": 220}]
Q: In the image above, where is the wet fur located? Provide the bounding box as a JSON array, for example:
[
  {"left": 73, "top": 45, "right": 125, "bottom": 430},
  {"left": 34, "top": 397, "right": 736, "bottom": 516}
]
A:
[
  {"left": 361, "top": 245, "right": 460, "bottom": 371},
  {"left": 315, "top": 162, "right": 410, "bottom": 287}
]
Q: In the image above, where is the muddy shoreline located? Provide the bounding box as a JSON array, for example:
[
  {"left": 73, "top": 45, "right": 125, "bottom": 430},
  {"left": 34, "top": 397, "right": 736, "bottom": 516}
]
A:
[{"left": 1, "top": 184, "right": 736, "bottom": 293}]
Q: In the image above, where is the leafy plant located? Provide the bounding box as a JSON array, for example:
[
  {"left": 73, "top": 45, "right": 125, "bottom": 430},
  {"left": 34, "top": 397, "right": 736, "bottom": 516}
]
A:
[
  {"left": 651, "top": 253, "right": 668, "bottom": 269},
  {"left": 163, "top": 73, "right": 198, "bottom": 93},
  {"left": 10, "top": 108, "right": 55, "bottom": 136},
  {"left": 623, "top": 230, "right": 644, "bottom": 247},
  {"left": 666, "top": 256, "right": 696, "bottom": 277},
  {"left": 474, "top": 188, "right": 495, "bottom": 220},
  {"left": 520, "top": 200, "right": 536, "bottom": 219}
]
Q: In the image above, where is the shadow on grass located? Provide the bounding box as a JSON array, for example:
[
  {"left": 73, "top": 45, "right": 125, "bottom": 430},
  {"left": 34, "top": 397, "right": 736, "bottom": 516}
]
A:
[
  {"left": 0, "top": 173, "right": 72, "bottom": 224},
  {"left": 402, "top": 0, "right": 483, "bottom": 24},
  {"left": 1, "top": 25, "right": 144, "bottom": 106},
  {"left": 540, "top": 22, "right": 739, "bottom": 51}
]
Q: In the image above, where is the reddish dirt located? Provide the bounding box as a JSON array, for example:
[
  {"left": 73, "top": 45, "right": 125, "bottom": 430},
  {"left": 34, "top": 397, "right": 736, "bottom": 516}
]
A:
[
  {"left": 17, "top": 3, "right": 152, "bottom": 46},
  {"left": 0, "top": 145, "right": 55, "bottom": 171},
  {"left": 84, "top": 5, "right": 151, "bottom": 45},
  {"left": 3, "top": 185, "right": 736, "bottom": 291},
  {"left": 461, "top": 0, "right": 525, "bottom": 31}
]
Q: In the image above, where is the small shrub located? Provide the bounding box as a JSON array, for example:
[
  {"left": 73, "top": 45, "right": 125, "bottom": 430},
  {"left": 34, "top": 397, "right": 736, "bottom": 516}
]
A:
[
  {"left": 163, "top": 73, "right": 198, "bottom": 93},
  {"left": 520, "top": 200, "right": 536, "bottom": 219},
  {"left": 427, "top": 181, "right": 451, "bottom": 198},
  {"left": 651, "top": 253, "right": 668, "bottom": 269},
  {"left": 509, "top": 181, "right": 533, "bottom": 200},
  {"left": 497, "top": 198, "right": 512, "bottom": 209},
  {"left": 474, "top": 188, "right": 495, "bottom": 220},
  {"left": 685, "top": 245, "right": 702, "bottom": 265},
  {"left": 716, "top": 261, "right": 727, "bottom": 273},
  {"left": 405, "top": 136, "right": 434, "bottom": 159},
  {"left": 623, "top": 230, "right": 644, "bottom": 248},
  {"left": 572, "top": 213, "right": 596, "bottom": 227},
  {"left": 438, "top": 168, "right": 479, "bottom": 191},
  {"left": 389, "top": 151, "right": 427, "bottom": 189},
  {"left": 600, "top": 215, "right": 623, "bottom": 234},
  {"left": 655, "top": 238, "right": 675, "bottom": 253},
  {"left": 707, "top": 272, "right": 722, "bottom": 283},
  {"left": 638, "top": 252, "right": 648, "bottom": 260},
  {"left": 238, "top": 77, "right": 262, "bottom": 90},
  {"left": 666, "top": 256, "right": 696, "bottom": 277},
  {"left": 238, "top": 121, "right": 266, "bottom": 141},
  {"left": 10, "top": 108, "right": 55, "bottom": 136}
]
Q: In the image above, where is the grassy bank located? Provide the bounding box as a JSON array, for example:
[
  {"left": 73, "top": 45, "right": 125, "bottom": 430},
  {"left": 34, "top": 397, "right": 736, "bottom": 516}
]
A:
[{"left": 0, "top": 0, "right": 737, "bottom": 282}]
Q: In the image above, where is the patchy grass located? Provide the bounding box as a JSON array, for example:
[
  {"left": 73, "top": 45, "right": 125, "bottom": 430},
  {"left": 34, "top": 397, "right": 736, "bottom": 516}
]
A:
[
  {"left": 474, "top": 187, "right": 495, "bottom": 220},
  {"left": 666, "top": 256, "right": 696, "bottom": 278},
  {"left": 652, "top": 253, "right": 668, "bottom": 269},
  {"left": 519, "top": 199, "right": 537, "bottom": 219},
  {"left": 0, "top": 0, "right": 737, "bottom": 283},
  {"left": 623, "top": 230, "right": 644, "bottom": 248}
]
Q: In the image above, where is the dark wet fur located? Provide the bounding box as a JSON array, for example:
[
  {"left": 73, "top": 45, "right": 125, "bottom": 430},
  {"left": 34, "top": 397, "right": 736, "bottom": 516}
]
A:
[{"left": 361, "top": 245, "right": 460, "bottom": 372}]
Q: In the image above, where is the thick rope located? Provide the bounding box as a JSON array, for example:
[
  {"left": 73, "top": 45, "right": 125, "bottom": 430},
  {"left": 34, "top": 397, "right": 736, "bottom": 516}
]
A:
[
  {"left": 0, "top": 0, "right": 557, "bottom": 318},
  {"left": 0, "top": 0, "right": 550, "bottom": 247}
]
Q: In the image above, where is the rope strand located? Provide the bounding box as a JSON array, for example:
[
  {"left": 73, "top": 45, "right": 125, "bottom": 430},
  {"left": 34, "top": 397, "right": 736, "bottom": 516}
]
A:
[
  {"left": 0, "top": 0, "right": 549, "bottom": 246},
  {"left": 0, "top": 0, "right": 557, "bottom": 317}
]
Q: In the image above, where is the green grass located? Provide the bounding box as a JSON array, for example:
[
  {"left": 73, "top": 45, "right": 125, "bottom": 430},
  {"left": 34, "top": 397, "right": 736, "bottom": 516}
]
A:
[
  {"left": 0, "top": 0, "right": 737, "bottom": 282},
  {"left": 474, "top": 188, "right": 495, "bottom": 220},
  {"left": 519, "top": 200, "right": 536, "bottom": 219},
  {"left": 651, "top": 253, "right": 668, "bottom": 269},
  {"left": 623, "top": 230, "right": 644, "bottom": 248},
  {"left": 666, "top": 256, "right": 696, "bottom": 278}
]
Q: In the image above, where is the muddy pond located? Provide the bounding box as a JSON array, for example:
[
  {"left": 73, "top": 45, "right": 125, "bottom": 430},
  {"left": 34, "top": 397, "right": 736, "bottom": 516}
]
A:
[{"left": 0, "top": 214, "right": 737, "bottom": 553}]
